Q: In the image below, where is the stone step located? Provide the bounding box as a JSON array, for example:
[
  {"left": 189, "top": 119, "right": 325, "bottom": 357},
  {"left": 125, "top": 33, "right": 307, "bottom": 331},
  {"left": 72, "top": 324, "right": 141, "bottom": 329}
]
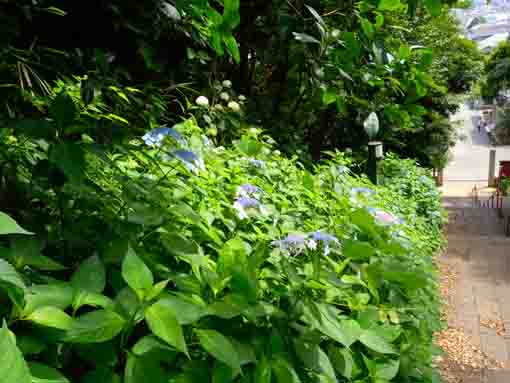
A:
[{"left": 483, "top": 369, "right": 510, "bottom": 383}]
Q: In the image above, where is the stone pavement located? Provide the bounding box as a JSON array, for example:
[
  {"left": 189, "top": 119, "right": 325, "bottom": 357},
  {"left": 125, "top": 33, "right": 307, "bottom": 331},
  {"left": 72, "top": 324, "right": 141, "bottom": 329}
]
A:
[{"left": 442, "top": 196, "right": 510, "bottom": 382}]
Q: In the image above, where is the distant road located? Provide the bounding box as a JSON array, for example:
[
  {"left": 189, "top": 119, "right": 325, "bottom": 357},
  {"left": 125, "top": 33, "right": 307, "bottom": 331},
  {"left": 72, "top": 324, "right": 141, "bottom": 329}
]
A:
[{"left": 444, "top": 103, "right": 510, "bottom": 182}]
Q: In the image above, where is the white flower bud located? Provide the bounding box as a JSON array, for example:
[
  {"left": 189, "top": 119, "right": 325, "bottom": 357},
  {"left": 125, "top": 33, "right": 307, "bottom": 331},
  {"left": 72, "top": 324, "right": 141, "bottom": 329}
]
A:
[
  {"left": 196, "top": 96, "right": 209, "bottom": 107},
  {"left": 238, "top": 95, "right": 246, "bottom": 101},
  {"left": 203, "top": 115, "right": 212, "bottom": 124},
  {"left": 214, "top": 104, "right": 224, "bottom": 111},
  {"left": 228, "top": 101, "right": 241, "bottom": 112},
  {"left": 220, "top": 92, "right": 230, "bottom": 101},
  {"left": 222, "top": 80, "right": 232, "bottom": 88},
  {"left": 331, "top": 29, "right": 341, "bottom": 38}
]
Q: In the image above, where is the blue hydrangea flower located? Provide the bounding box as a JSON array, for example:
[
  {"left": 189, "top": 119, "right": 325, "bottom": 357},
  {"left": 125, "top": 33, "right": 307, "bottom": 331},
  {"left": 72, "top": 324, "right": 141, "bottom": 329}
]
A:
[
  {"left": 173, "top": 150, "right": 205, "bottom": 174},
  {"left": 237, "top": 184, "right": 261, "bottom": 198},
  {"left": 308, "top": 231, "right": 338, "bottom": 255},
  {"left": 350, "top": 187, "right": 374, "bottom": 198},
  {"left": 338, "top": 165, "right": 349, "bottom": 174},
  {"left": 249, "top": 159, "right": 265, "bottom": 168},
  {"left": 233, "top": 197, "right": 262, "bottom": 219},
  {"left": 142, "top": 126, "right": 183, "bottom": 147},
  {"left": 272, "top": 234, "right": 308, "bottom": 253}
]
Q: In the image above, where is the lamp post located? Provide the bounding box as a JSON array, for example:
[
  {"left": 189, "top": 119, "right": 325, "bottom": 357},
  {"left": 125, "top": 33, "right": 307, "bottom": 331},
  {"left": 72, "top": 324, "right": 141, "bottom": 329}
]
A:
[{"left": 364, "top": 112, "right": 383, "bottom": 185}]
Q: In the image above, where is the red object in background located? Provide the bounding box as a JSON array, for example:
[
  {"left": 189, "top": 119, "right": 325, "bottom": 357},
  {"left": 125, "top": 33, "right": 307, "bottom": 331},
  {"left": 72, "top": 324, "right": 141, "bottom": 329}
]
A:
[{"left": 499, "top": 161, "right": 510, "bottom": 179}]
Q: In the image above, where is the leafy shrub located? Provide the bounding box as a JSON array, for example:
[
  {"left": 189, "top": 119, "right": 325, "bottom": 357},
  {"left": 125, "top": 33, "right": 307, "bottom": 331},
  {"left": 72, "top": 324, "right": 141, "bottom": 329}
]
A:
[{"left": 0, "top": 92, "right": 443, "bottom": 383}]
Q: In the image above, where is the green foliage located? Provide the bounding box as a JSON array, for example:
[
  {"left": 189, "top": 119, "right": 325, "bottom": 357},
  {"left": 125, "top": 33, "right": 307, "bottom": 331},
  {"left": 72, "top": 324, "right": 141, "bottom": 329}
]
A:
[
  {"left": 483, "top": 41, "right": 510, "bottom": 99},
  {"left": 0, "top": 103, "right": 444, "bottom": 382}
]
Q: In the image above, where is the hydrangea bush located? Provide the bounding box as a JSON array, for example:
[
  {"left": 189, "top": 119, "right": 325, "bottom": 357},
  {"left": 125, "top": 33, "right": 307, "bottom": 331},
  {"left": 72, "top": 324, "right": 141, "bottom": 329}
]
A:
[{"left": 0, "top": 114, "right": 443, "bottom": 382}]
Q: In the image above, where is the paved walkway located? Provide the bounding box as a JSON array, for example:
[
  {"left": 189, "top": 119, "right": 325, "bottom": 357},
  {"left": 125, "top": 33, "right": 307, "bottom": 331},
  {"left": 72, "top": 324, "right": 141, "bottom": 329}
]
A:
[
  {"left": 440, "top": 103, "right": 510, "bottom": 382},
  {"left": 442, "top": 198, "right": 510, "bottom": 382}
]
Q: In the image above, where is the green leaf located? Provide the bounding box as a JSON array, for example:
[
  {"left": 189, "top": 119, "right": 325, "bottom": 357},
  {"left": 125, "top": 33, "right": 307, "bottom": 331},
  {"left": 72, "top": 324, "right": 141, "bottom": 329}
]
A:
[
  {"left": 82, "top": 368, "right": 121, "bottom": 383},
  {"left": 212, "top": 361, "right": 235, "bottom": 383},
  {"left": 254, "top": 355, "right": 272, "bottom": 383},
  {"left": 224, "top": 34, "right": 240, "bottom": 63},
  {"left": 26, "top": 307, "right": 73, "bottom": 330},
  {"left": 75, "top": 342, "right": 119, "bottom": 368},
  {"left": 294, "top": 341, "right": 336, "bottom": 382},
  {"left": 359, "top": 330, "right": 396, "bottom": 354},
  {"left": 360, "top": 19, "right": 374, "bottom": 38},
  {"left": 0, "top": 258, "right": 25, "bottom": 307},
  {"left": 238, "top": 136, "right": 262, "bottom": 156},
  {"left": 271, "top": 357, "right": 301, "bottom": 383},
  {"left": 0, "top": 212, "right": 32, "bottom": 235},
  {"left": 0, "top": 322, "right": 31, "bottom": 383},
  {"left": 375, "top": 359, "right": 400, "bottom": 380},
  {"left": 378, "top": 0, "right": 401, "bottom": 10},
  {"left": 71, "top": 255, "right": 106, "bottom": 294},
  {"left": 303, "top": 304, "right": 362, "bottom": 347},
  {"left": 145, "top": 280, "right": 169, "bottom": 302},
  {"left": 29, "top": 362, "right": 70, "bottom": 383},
  {"left": 10, "top": 237, "right": 65, "bottom": 271},
  {"left": 16, "top": 335, "right": 46, "bottom": 356},
  {"left": 322, "top": 89, "right": 337, "bottom": 106},
  {"left": 125, "top": 353, "right": 168, "bottom": 383},
  {"left": 424, "top": 0, "right": 442, "bottom": 16},
  {"left": 49, "top": 91, "right": 76, "bottom": 131},
  {"left": 328, "top": 347, "right": 360, "bottom": 380},
  {"left": 156, "top": 294, "right": 206, "bottom": 325},
  {"left": 132, "top": 335, "right": 176, "bottom": 361},
  {"left": 65, "top": 310, "right": 125, "bottom": 343},
  {"left": 342, "top": 240, "right": 375, "bottom": 261},
  {"left": 13, "top": 119, "right": 55, "bottom": 140},
  {"left": 145, "top": 300, "right": 188, "bottom": 355},
  {"left": 195, "top": 329, "right": 240, "bottom": 370},
  {"left": 122, "top": 246, "right": 153, "bottom": 300},
  {"left": 72, "top": 291, "right": 114, "bottom": 311},
  {"left": 222, "top": 0, "right": 240, "bottom": 29},
  {"left": 23, "top": 284, "right": 74, "bottom": 316},
  {"left": 293, "top": 32, "right": 320, "bottom": 44},
  {"left": 48, "top": 143, "right": 86, "bottom": 184}
]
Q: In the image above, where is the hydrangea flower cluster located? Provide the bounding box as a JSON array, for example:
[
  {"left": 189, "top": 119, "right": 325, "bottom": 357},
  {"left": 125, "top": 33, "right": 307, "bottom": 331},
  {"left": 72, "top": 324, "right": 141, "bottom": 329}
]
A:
[
  {"left": 142, "top": 126, "right": 183, "bottom": 147},
  {"left": 141, "top": 126, "right": 205, "bottom": 175},
  {"left": 272, "top": 231, "right": 338, "bottom": 255},
  {"left": 232, "top": 183, "right": 266, "bottom": 219},
  {"left": 367, "top": 207, "right": 404, "bottom": 226}
]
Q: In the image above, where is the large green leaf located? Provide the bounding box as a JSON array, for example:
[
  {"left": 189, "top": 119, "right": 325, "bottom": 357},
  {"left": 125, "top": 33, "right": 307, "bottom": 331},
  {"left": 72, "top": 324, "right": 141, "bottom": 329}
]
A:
[
  {"left": 124, "top": 353, "right": 168, "bottom": 383},
  {"left": 71, "top": 255, "right": 106, "bottom": 294},
  {"left": 328, "top": 347, "right": 360, "bottom": 380},
  {"left": 424, "top": 0, "right": 442, "bottom": 16},
  {"left": 294, "top": 341, "right": 336, "bottom": 382},
  {"left": 222, "top": 0, "right": 240, "bottom": 29},
  {"left": 82, "top": 368, "right": 121, "bottom": 383},
  {"left": 0, "top": 322, "right": 31, "bottom": 383},
  {"left": 359, "top": 330, "right": 396, "bottom": 354},
  {"left": 49, "top": 91, "right": 76, "bottom": 131},
  {"left": 10, "top": 237, "right": 65, "bottom": 271},
  {"left": 145, "top": 301, "right": 188, "bottom": 355},
  {"left": 65, "top": 310, "right": 125, "bottom": 343},
  {"left": 254, "top": 355, "right": 272, "bottom": 383},
  {"left": 122, "top": 246, "right": 153, "bottom": 300},
  {"left": 378, "top": 0, "right": 401, "bottom": 10},
  {"left": 13, "top": 119, "right": 55, "bottom": 139},
  {"left": 375, "top": 359, "right": 400, "bottom": 380},
  {"left": 22, "top": 284, "right": 74, "bottom": 316},
  {"left": 195, "top": 329, "right": 240, "bottom": 370},
  {"left": 223, "top": 34, "right": 240, "bottom": 63},
  {"left": 0, "top": 212, "right": 32, "bottom": 235},
  {"left": 29, "top": 362, "right": 70, "bottom": 383},
  {"left": 271, "top": 357, "right": 301, "bottom": 383},
  {"left": 26, "top": 307, "right": 73, "bottom": 330},
  {"left": 303, "top": 304, "right": 362, "bottom": 347},
  {"left": 342, "top": 240, "right": 375, "bottom": 261},
  {"left": 0, "top": 258, "right": 26, "bottom": 307},
  {"left": 48, "top": 143, "right": 86, "bottom": 184},
  {"left": 156, "top": 294, "right": 206, "bottom": 325}
]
